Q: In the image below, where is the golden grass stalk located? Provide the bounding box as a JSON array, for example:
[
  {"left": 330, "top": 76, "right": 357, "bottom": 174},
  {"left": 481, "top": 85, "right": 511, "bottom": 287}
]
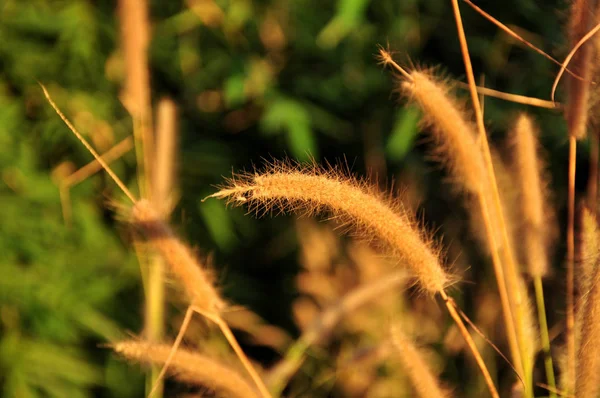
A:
[
  {"left": 575, "top": 237, "right": 600, "bottom": 396},
  {"left": 210, "top": 164, "right": 499, "bottom": 397},
  {"left": 565, "top": 135, "right": 578, "bottom": 393},
  {"left": 119, "top": 1, "right": 157, "bottom": 390},
  {"left": 118, "top": 0, "right": 154, "bottom": 195},
  {"left": 113, "top": 340, "right": 259, "bottom": 398},
  {"left": 391, "top": 324, "right": 450, "bottom": 398},
  {"left": 561, "top": 13, "right": 597, "bottom": 381},
  {"left": 145, "top": 98, "right": 178, "bottom": 393},
  {"left": 209, "top": 163, "right": 448, "bottom": 294},
  {"left": 392, "top": 64, "right": 523, "bottom": 382},
  {"left": 266, "top": 271, "right": 407, "bottom": 395},
  {"left": 448, "top": 4, "right": 533, "bottom": 394}
]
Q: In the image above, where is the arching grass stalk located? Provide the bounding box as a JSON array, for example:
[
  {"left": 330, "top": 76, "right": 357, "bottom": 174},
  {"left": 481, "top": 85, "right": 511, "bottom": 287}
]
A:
[
  {"left": 209, "top": 164, "right": 499, "bottom": 397},
  {"left": 379, "top": 51, "right": 524, "bottom": 386}
]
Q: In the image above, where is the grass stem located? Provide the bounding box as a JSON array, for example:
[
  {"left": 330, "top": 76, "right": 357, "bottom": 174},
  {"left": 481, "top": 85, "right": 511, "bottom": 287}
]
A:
[{"left": 533, "top": 276, "right": 557, "bottom": 398}]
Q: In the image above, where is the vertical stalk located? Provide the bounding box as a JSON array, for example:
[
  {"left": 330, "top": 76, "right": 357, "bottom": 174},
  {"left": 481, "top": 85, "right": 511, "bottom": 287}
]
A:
[
  {"left": 449, "top": 0, "right": 530, "bottom": 395},
  {"left": 588, "top": 132, "right": 598, "bottom": 216},
  {"left": 566, "top": 135, "right": 577, "bottom": 390},
  {"left": 118, "top": 0, "right": 159, "bottom": 395},
  {"left": 533, "top": 276, "right": 557, "bottom": 398},
  {"left": 440, "top": 291, "right": 499, "bottom": 398}
]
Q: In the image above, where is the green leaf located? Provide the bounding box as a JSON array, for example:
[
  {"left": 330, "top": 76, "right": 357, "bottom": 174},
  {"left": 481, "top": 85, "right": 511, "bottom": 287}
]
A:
[{"left": 386, "top": 106, "right": 420, "bottom": 162}]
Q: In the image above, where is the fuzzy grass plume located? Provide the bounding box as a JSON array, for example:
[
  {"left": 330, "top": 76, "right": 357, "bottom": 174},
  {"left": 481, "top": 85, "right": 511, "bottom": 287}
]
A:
[
  {"left": 113, "top": 340, "right": 259, "bottom": 398},
  {"left": 132, "top": 199, "right": 225, "bottom": 313},
  {"left": 208, "top": 162, "right": 449, "bottom": 295},
  {"left": 399, "top": 70, "right": 485, "bottom": 195},
  {"left": 510, "top": 114, "right": 553, "bottom": 278}
]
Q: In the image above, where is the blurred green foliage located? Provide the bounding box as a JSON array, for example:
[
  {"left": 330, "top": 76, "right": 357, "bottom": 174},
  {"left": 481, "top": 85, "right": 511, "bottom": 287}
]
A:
[{"left": 0, "top": 0, "right": 577, "bottom": 396}]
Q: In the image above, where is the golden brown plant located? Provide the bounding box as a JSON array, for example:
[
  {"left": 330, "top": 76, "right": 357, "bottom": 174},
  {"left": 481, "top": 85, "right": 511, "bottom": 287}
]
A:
[{"left": 387, "top": 60, "right": 525, "bottom": 387}]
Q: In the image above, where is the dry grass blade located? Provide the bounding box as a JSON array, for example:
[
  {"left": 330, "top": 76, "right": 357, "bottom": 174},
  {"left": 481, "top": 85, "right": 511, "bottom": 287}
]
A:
[
  {"left": 41, "top": 84, "right": 136, "bottom": 203},
  {"left": 59, "top": 137, "right": 134, "bottom": 226},
  {"left": 462, "top": 0, "right": 582, "bottom": 81},
  {"left": 113, "top": 340, "right": 259, "bottom": 398}
]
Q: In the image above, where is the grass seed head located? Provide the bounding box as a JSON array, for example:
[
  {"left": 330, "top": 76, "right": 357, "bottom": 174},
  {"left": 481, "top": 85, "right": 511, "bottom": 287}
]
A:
[
  {"left": 400, "top": 70, "right": 485, "bottom": 195},
  {"left": 132, "top": 199, "right": 225, "bottom": 313},
  {"left": 209, "top": 161, "right": 451, "bottom": 295},
  {"left": 113, "top": 340, "right": 258, "bottom": 398},
  {"left": 510, "top": 114, "right": 554, "bottom": 277}
]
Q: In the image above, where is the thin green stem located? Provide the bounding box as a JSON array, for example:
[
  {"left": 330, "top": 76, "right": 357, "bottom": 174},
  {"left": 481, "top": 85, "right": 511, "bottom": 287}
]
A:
[{"left": 533, "top": 276, "right": 557, "bottom": 398}]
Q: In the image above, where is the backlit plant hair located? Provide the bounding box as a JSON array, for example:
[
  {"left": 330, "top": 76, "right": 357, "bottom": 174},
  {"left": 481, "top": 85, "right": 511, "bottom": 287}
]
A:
[{"left": 209, "top": 161, "right": 499, "bottom": 397}]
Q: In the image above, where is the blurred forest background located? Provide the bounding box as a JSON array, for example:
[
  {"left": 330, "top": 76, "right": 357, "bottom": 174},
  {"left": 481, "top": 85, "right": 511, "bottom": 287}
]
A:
[{"left": 0, "top": 0, "right": 582, "bottom": 397}]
